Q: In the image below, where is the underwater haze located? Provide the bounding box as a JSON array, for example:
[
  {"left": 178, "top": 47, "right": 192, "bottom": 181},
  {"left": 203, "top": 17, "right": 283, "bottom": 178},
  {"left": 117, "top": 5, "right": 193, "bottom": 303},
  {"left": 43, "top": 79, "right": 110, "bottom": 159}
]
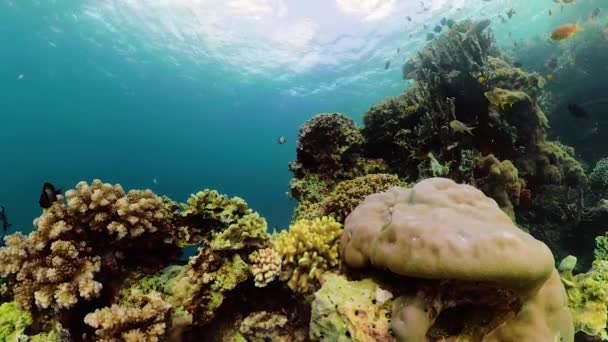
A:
[{"left": 0, "top": 0, "right": 605, "bottom": 232}]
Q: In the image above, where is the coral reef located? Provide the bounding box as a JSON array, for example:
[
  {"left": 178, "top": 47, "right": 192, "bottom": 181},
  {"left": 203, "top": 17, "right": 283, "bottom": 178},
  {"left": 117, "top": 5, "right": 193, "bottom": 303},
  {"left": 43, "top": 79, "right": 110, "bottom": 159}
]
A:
[
  {"left": 297, "top": 173, "right": 403, "bottom": 222},
  {"left": 0, "top": 179, "right": 178, "bottom": 311},
  {"left": 248, "top": 248, "right": 282, "bottom": 288},
  {"left": 475, "top": 154, "right": 524, "bottom": 219},
  {"left": 310, "top": 273, "right": 392, "bottom": 341},
  {"left": 84, "top": 292, "right": 173, "bottom": 342},
  {"left": 590, "top": 158, "right": 608, "bottom": 197},
  {"left": 238, "top": 311, "right": 290, "bottom": 342},
  {"left": 0, "top": 301, "right": 32, "bottom": 341},
  {"left": 272, "top": 216, "right": 342, "bottom": 294},
  {"left": 341, "top": 178, "right": 573, "bottom": 341}
]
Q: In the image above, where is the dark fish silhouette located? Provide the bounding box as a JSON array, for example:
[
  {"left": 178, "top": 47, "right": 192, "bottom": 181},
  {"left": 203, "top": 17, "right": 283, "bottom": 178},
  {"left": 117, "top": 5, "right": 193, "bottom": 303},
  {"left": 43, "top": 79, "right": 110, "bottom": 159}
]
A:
[
  {"left": 277, "top": 136, "right": 287, "bottom": 145},
  {"left": 426, "top": 32, "right": 435, "bottom": 41},
  {"left": 433, "top": 25, "right": 442, "bottom": 33},
  {"left": 0, "top": 206, "right": 12, "bottom": 232},
  {"left": 39, "top": 182, "right": 62, "bottom": 209},
  {"left": 406, "top": 16, "right": 412, "bottom": 22},
  {"left": 440, "top": 17, "right": 447, "bottom": 26},
  {"left": 567, "top": 103, "right": 589, "bottom": 118},
  {"left": 385, "top": 60, "right": 391, "bottom": 69}
]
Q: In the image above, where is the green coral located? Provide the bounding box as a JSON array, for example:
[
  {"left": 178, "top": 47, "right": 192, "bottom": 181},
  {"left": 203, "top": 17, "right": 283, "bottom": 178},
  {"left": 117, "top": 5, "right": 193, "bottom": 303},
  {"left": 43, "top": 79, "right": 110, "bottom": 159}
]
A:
[
  {"left": 595, "top": 235, "right": 608, "bottom": 261},
  {"left": 310, "top": 274, "right": 392, "bottom": 341},
  {"left": 308, "top": 174, "right": 403, "bottom": 222},
  {"left": 181, "top": 189, "right": 251, "bottom": 224},
  {"left": 272, "top": 217, "right": 343, "bottom": 294},
  {"left": 590, "top": 158, "right": 608, "bottom": 192},
  {"left": 560, "top": 252, "right": 608, "bottom": 340},
  {"left": 0, "top": 301, "right": 32, "bottom": 342},
  {"left": 210, "top": 213, "right": 270, "bottom": 251},
  {"left": 537, "top": 141, "right": 587, "bottom": 187}
]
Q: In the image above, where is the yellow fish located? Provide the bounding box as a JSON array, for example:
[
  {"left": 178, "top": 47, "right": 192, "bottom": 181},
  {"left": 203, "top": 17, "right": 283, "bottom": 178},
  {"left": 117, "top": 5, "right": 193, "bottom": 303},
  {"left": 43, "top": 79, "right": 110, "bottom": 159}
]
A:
[
  {"left": 546, "top": 74, "right": 553, "bottom": 80},
  {"left": 449, "top": 120, "right": 475, "bottom": 135},
  {"left": 477, "top": 76, "right": 486, "bottom": 83}
]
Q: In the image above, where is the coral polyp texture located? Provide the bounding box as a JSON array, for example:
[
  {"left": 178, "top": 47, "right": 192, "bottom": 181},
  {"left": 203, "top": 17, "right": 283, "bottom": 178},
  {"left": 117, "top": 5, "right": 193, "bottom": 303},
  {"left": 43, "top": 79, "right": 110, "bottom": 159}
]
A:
[
  {"left": 340, "top": 178, "right": 573, "bottom": 341},
  {"left": 0, "top": 179, "right": 179, "bottom": 311},
  {"left": 272, "top": 216, "right": 342, "bottom": 293}
]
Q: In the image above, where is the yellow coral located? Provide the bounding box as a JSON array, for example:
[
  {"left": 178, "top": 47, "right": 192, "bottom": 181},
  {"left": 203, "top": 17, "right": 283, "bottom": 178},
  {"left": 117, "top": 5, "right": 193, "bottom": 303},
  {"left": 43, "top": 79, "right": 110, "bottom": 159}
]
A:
[
  {"left": 248, "top": 248, "right": 282, "bottom": 287},
  {"left": 181, "top": 190, "right": 251, "bottom": 224},
  {"left": 484, "top": 88, "right": 530, "bottom": 109},
  {"left": 272, "top": 216, "right": 342, "bottom": 293}
]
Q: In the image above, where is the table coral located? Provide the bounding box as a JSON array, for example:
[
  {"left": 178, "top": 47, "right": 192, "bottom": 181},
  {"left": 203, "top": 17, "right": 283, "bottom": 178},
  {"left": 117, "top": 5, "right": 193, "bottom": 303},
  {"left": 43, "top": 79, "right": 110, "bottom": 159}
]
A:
[
  {"left": 272, "top": 216, "right": 342, "bottom": 294},
  {"left": 340, "top": 177, "right": 573, "bottom": 341},
  {"left": 84, "top": 291, "right": 172, "bottom": 342}
]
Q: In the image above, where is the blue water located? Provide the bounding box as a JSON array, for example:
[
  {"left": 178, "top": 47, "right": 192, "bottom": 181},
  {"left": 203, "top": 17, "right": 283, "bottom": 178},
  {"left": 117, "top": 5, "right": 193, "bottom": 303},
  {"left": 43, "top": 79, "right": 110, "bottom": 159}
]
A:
[{"left": 0, "top": 0, "right": 604, "bottom": 232}]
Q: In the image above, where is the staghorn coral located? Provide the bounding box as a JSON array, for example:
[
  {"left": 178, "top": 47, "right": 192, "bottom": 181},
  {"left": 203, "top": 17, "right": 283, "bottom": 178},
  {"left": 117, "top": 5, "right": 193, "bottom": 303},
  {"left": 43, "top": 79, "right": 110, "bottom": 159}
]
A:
[
  {"left": 248, "top": 248, "right": 282, "bottom": 288},
  {"left": 0, "top": 180, "right": 177, "bottom": 311},
  {"left": 238, "top": 311, "right": 289, "bottom": 342},
  {"left": 84, "top": 291, "right": 172, "bottom": 342},
  {"left": 340, "top": 178, "right": 573, "bottom": 341},
  {"left": 310, "top": 273, "right": 392, "bottom": 341},
  {"left": 303, "top": 173, "right": 402, "bottom": 222},
  {"left": 272, "top": 216, "right": 342, "bottom": 294},
  {"left": 209, "top": 213, "right": 270, "bottom": 251}
]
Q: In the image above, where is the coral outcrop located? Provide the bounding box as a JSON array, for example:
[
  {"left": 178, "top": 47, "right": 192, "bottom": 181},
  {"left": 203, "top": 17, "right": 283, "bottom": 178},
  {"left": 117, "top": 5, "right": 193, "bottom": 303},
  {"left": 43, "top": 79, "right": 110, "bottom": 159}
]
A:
[
  {"left": 341, "top": 178, "right": 573, "bottom": 341},
  {"left": 272, "top": 216, "right": 342, "bottom": 294},
  {"left": 0, "top": 180, "right": 178, "bottom": 311}
]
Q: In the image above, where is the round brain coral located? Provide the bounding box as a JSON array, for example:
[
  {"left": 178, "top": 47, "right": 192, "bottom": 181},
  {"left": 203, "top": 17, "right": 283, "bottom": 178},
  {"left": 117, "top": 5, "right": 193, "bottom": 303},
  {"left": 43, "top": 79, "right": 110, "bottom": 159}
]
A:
[{"left": 340, "top": 177, "right": 573, "bottom": 341}]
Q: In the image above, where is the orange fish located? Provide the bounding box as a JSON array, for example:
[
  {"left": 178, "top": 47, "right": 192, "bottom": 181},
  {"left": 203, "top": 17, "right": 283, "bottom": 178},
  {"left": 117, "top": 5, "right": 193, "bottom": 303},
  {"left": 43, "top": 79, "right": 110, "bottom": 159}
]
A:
[{"left": 551, "top": 23, "right": 581, "bottom": 40}]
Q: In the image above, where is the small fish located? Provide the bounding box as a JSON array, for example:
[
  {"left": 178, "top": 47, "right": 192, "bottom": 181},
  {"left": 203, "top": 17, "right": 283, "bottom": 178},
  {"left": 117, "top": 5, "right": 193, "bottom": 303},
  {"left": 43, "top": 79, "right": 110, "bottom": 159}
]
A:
[
  {"left": 567, "top": 103, "right": 589, "bottom": 118},
  {"left": 477, "top": 76, "right": 486, "bottom": 83},
  {"left": 449, "top": 120, "right": 475, "bottom": 135},
  {"left": 18, "top": 74, "right": 24, "bottom": 80},
  {"left": 396, "top": 48, "right": 400, "bottom": 54},
  {"left": 277, "top": 136, "right": 287, "bottom": 144},
  {"left": 546, "top": 74, "right": 553, "bottom": 80},
  {"left": 39, "top": 182, "right": 62, "bottom": 209},
  {"left": 385, "top": 60, "right": 391, "bottom": 69},
  {"left": 152, "top": 178, "right": 158, "bottom": 185},
  {"left": 550, "top": 23, "right": 582, "bottom": 40},
  {"left": 548, "top": 9, "right": 552, "bottom": 16},
  {"left": 426, "top": 32, "right": 435, "bottom": 41},
  {"left": 513, "top": 62, "right": 523, "bottom": 68},
  {"left": 447, "top": 142, "right": 459, "bottom": 151},
  {"left": 589, "top": 8, "right": 601, "bottom": 21},
  {"left": 506, "top": 8, "right": 516, "bottom": 19},
  {"left": 0, "top": 206, "right": 12, "bottom": 232},
  {"left": 406, "top": 16, "right": 412, "bottom": 22},
  {"left": 446, "top": 19, "right": 455, "bottom": 27},
  {"left": 440, "top": 17, "right": 447, "bottom": 26},
  {"left": 433, "top": 25, "right": 442, "bottom": 33}
]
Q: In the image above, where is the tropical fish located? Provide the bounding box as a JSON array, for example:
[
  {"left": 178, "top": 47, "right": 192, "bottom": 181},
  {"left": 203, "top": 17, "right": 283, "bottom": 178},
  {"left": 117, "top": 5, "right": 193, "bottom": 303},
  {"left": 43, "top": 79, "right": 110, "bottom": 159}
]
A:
[
  {"left": 39, "top": 182, "right": 62, "bottom": 209},
  {"left": 440, "top": 17, "right": 447, "bottom": 26},
  {"left": 550, "top": 23, "right": 582, "bottom": 40},
  {"left": 548, "top": 9, "right": 552, "bottom": 16},
  {"left": 406, "top": 16, "right": 412, "bottom": 22},
  {"left": 446, "top": 19, "right": 455, "bottom": 28},
  {"left": 449, "top": 120, "right": 475, "bottom": 135},
  {"left": 477, "top": 76, "right": 486, "bottom": 83},
  {"left": 0, "top": 206, "right": 12, "bottom": 232},
  {"left": 277, "top": 136, "right": 287, "bottom": 145},
  {"left": 506, "top": 8, "right": 516, "bottom": 19},
  {"left": 433, "top": 25, "right": 442, "bottom": 33},
  {"left": 589, "top": 8, "right": 600, "bottom": 21},
  {"left": 426, "top": 32, "right": 435, "bottom": 41},
  {"left": 546, "top": 74, "right": 553, "bottom": 80},
  {"left": 567, "top": 103, "right": 589, "bottom": 118},
  {"left": 385, "top": 60, "right": 391, "bottom": 69}
]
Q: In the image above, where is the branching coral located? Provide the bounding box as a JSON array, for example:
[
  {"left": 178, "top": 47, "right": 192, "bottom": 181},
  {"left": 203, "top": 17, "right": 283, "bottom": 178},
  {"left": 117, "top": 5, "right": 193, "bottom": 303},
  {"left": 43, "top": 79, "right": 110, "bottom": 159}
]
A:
[
  {"left": 0, "top": 301, "right": 32, "bottom": 341},
  {"left": 209, "top": 213, "right": 269, "bottom": 251},
  {"left": 181, "top": 190, "right": 250, "bottom": 225},
  {"left": 0, "top": 180, "right": 177, "bottom": 310},
  {"left": 84, "top": 292, "right": 172, "bottom": 342},
  {"left": 272, "top": 216, "right": 342, "bottom": 294},
  {"left": 248, "top": 248, "right": 282, "bottom": 288}
]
